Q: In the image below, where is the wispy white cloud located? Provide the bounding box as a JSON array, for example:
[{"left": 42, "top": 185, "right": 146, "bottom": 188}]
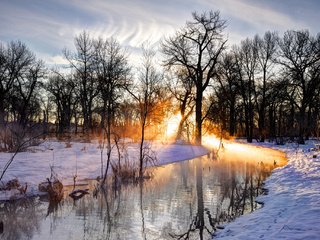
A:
[
  {"left": 228, "top": 0, "right": 304, "bottom": 28},
  {"left": 47, "top": 55, "right": 69, "bottom": 66},
  {"left": 63, "top": 0, "right": 184, "bottom": 47},
  {"left": 199, "top": 0, "right": 308, "bottom": 44},
  {"left": 0, "top": 0, "right": 318, "bottom": 66}
]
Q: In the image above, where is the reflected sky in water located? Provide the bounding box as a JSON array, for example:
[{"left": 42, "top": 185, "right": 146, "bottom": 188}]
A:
[{"left": 0, "top": 145, "right": 286, "bottom": 240}]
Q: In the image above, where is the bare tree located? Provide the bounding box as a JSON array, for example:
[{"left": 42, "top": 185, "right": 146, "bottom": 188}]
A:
[
  {"left": 93, "top": 37, "right": 131, "bottom": 183},
  {"left": 0, "top": 41, "right": 45, "bottom": 151},
  {"left": 254, "top": 31, "right": 278, "bottom": 142},
  {"left": 0, "top": 41, "right": 39, "bottom": 126},
  {"left": 233, "top": 39, "right": 258, "bottom": 143},
  {"left": 64, "top": 31, "right": 98, "bottom": 133},
  {"left": 162, "top": 10, "right": 227, "bottom": 145},
  {"left": 127, "top": 47, "right": 162, "bottom": 178},
  {"left": 277, "top": 30, "right": 320, "bottom": 144},
  {"left": 14, "top": 59, "right": 45, "bottom": 126},
  {"left": 165, "top": 68, "right": 194, "bottom": 141},
  {"left": 46, "top": 71, "right": 77, "bottom": 134},
  {"left": 216, "top": 52, "right": 240, "bottom": 136}
]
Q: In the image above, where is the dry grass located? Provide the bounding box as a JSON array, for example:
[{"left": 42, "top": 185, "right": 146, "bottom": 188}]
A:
[
  {"left": 65, "top": 142, "right": 72, "bottom": 148},
  {"left": 111, "top": 162, "right": 138, "bottom": 184}
]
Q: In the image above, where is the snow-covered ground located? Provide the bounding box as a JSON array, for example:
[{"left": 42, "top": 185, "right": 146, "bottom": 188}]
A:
[
  {"left": 0, "top": 140, "right": 208, "bottom": 199},
  {"left": 215, "top": 140, "right": 320, "bottom": 240}
]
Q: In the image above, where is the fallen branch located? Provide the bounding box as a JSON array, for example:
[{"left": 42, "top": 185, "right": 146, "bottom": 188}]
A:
[{"left": 69, "top": 189, "right": 89, "bottom": 200}]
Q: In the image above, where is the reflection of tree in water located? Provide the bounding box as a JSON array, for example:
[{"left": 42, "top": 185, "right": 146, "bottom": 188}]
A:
[
  {"left": 0, "top": 197, "right": 45, "bottom": 240},
  {"left": 46, "top": 200, "right": 65, "bottom": 236},
  {"left": 0, "top": 150, "right": 282, "bottom": 240},
  {"left": 51, "top": 158, "right": 276, "bottom": 240},
  {"left": 169, "top": 156, "right": 276, "bottom": 239},
  {"left": 40, "top": 180, "right": 155, "bottom": 240},
  {"left": 139, "top": 181, "right": 147, "bottom": 240},
  {"left": 73, "top": 181, "right": 152, "bottom": 240},
  {"left": 169, "top": 159, "right": 214, "bottom": 239},
  {"left": 72, "top": 186, "right": 124, "bottom": 240},
  {"left": 29, "top": 183, "right": 125, "bottom": 240},
  {"left": 213, "top": 160, "right": 274, "bottom": 231}
]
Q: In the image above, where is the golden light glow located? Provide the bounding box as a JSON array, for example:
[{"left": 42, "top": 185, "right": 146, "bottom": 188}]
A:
[
  {"left": 165, "top": 113, "right": 182, "bottom": 139},
  {"left": 202, "top": 134, "right": 287, "bottom": 165},
  {"left": 202, "top": 135, "right": 221, "bottom": 149}
]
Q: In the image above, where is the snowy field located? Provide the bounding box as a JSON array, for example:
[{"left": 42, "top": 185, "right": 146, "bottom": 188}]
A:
[{"left": 215, "top": 140, "right": 320, "bottom": 240}]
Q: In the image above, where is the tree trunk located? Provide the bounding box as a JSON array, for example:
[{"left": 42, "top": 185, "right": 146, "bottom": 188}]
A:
[
  {"left": 176, "top": 105, "right": 193, "bottom": 141},
  {"left": 74, "top": 111, "right": 78, "bottom": 135},
  {"left": 82, "top": 111, "right": 88, "bottom": 134},
  {"left": 269, "top": 106, "right": 276, "bottom": 140},
  {"left": 139, "top": 116, "right": 146, "bottom": 178},
  {"left": 259, "top": 69, "right": 267, "bottom": 142},
  {"left": 229, "top": 98, "right": 236, "bottom": 136},
  {"left": 306, "top": 107, "right": 312, "bottom": 140},
  {"left": 102, "top": 103, "right": 112, "bottom": 184},
  {"left": 258, "top": 108, "right": 265, "bottom": 142},
  {"left": 289, "top": 103, "right": 295, "bottom": 141},
  {"left": 196, "top": 159, "right": 204, "bottom": 239},
  {"left": 195, "top": 88, "right": 202, "bottom": 145},
  {"left": 0, "top": 97, "right": 5, "bottom": 126},
  {"left": 248, "top": 104, "right": 253, "bottom": 143},
  {"left": 298, "top": 106, "right": 306, "bottom": 144},
  {"left": 277, "top": 104, "right": 283, "bottom": 144},
  {"left": 247, "top": 82, "right": 253, "bottom": 143},
  {"left": 244, "top": 106, "right": 250, "bottom": 142},
  {"left": 176, "top": 120, "right": 184, "bottom": 141}
]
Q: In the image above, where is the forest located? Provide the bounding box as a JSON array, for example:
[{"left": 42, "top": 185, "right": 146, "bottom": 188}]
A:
[{"left": 1, "top": 10, "right": 320, "bottom": 155}]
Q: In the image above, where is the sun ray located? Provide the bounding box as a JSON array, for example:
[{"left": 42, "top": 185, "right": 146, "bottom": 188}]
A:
[{"left": 165, "top": 113, "right": 182, "bottom": 139}]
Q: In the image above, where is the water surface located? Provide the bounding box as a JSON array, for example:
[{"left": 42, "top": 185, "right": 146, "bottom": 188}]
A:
[{"left": 0, "top": 144, "right": 286, "bottom": 240}]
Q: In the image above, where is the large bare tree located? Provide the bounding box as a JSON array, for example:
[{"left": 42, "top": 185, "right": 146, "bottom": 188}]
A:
[
  {"left": 0, "top": 41, "right": 40, "bottom": 126},
  {"left": 162, "top": 11, "right": 227, "bottom": 145},
  {"left": 64, "top": 31, "right": 98, "bottom": 133},
  {"left": 233, "top": 39, "right": 258, "bottom": 143},
  {"left": 254, "top": 31, "right": 278, "bottom": 142},
  {"left": 0, "top": 41, "right": 45, "bottom": 152}
]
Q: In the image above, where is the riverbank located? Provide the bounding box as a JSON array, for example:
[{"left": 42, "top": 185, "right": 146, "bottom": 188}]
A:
[
  {"left": 0, "top": 140, "right": 208, "bottom": 200},
  {"left": 215, "top": 140, "right": 320, "bottom": 239}
]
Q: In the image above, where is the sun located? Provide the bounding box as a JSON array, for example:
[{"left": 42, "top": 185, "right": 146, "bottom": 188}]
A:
[{"left": 165, "top": 113, "right": 182, "bottom": 139}]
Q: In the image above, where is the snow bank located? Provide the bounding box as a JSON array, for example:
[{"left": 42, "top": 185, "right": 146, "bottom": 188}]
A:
[
  {"left": 215, "top": 140, "right": 320, "bottom": 240},
  {"left": 0, "top": 140, "right": 208, "bottom": 200}
]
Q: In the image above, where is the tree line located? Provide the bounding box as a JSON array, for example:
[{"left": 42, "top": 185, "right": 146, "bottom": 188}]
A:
[{"left": 1, "top": 10, "right": 320, "bottom": 150}]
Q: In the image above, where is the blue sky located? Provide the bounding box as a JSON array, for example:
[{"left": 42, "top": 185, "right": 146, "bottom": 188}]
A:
[{"left": 1, "top": 0, "right": 319, "bottom": 66}]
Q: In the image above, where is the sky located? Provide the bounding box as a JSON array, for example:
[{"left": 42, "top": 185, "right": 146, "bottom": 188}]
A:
[{"left": 0, "top": 0, "right": 319, "bottom": 67}]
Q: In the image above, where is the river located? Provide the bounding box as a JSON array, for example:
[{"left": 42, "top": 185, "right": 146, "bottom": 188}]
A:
[{"left": 0, "top": 144, "right": 286, "bottom": 240}]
